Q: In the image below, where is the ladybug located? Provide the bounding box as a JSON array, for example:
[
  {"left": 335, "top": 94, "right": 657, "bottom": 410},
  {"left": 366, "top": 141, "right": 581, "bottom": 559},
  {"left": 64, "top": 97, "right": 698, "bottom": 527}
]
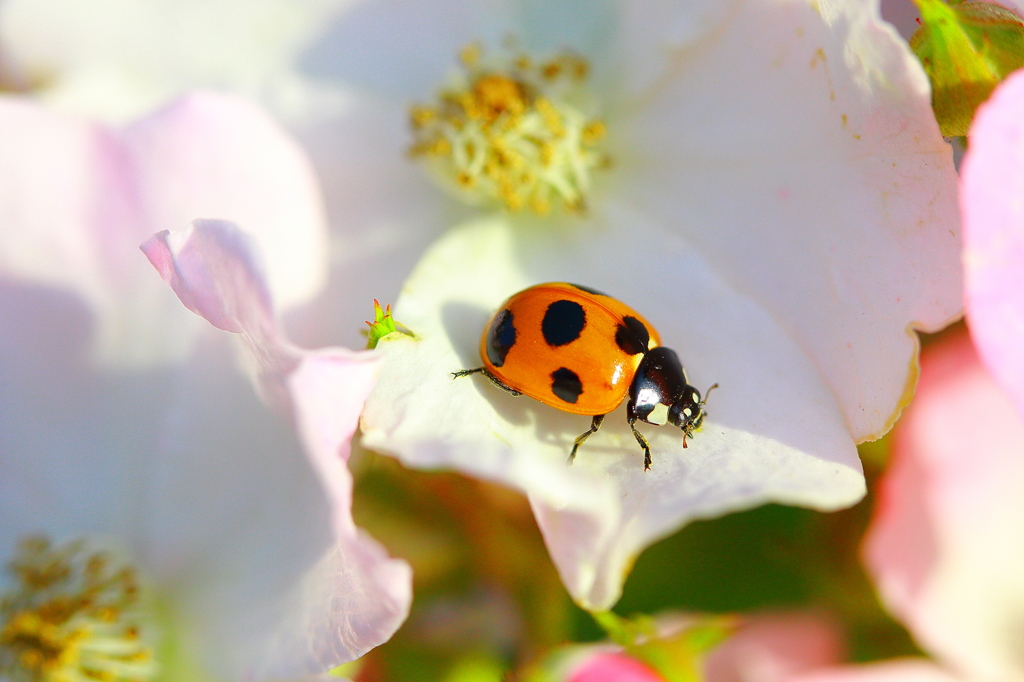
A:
[{"left": 453, "top": 282, "right": 716, "bottom": 470}]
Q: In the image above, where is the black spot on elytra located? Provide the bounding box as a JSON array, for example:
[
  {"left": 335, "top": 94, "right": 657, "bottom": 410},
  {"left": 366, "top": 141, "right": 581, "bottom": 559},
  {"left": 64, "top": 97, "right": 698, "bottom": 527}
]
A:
[
  {"left": 541, "top": 299, "right": 586, "bottom": 347},
  {"left": 551, "top": 367, "right": 583, "bottom": 403},
  {"left": 615, "top": 315, "right": 651, "bottom": 355},
  {"left": 485, "top": 308, "right": 516, "bottom": 367},
  {"left": 569, "top": 283, "right": 609, "bottom": 297}
]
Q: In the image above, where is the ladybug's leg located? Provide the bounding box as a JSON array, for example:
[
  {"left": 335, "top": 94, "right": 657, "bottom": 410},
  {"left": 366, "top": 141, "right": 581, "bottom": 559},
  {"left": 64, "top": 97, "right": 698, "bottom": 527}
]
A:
[
  {"left": 451, "top": 367, "right": 487, "bottom": 379},
  {"left": 626, "top": 401, "right": 651, "bottom": 471},
  {"left": 568, "top": 414, "right": 605, "bottom": 465},
  {"left": 626, "top": 413, "right": 651, "bottom": 473},
  {"left": 487, "top": 374, "right": 522, "bottom": 396},
  {"left": 451, "top": 367, "right": 522, "bottom": 396}
]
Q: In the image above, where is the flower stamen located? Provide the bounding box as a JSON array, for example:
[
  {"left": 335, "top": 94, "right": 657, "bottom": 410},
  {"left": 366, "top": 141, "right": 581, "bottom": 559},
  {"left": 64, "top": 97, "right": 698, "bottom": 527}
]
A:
[
  {"left": 410, "top": 44, "right": 608, "bottom": 215},
  {"left": 0, "top": 536, "right": 157, "bottom": 682}
]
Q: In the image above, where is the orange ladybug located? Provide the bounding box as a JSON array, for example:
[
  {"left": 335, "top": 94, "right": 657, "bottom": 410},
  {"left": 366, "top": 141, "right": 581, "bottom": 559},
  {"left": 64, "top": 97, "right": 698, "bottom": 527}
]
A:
[{"left": 453, "top": 283, "right": 716, "bottom": 469}]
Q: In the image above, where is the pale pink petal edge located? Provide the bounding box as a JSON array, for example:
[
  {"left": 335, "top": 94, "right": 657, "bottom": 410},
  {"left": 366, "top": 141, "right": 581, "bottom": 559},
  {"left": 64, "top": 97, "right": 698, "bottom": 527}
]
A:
[{"left": 962, "top": 69, "right": 1024, "bottom": 421}]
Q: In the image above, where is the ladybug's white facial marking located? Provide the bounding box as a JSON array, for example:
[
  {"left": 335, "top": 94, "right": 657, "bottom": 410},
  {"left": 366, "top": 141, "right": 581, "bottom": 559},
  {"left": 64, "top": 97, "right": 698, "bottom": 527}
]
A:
[
  {"left": 409, "top": 43, "right": 608, "bottom": 215},
  {"left": 647, "top": 402, "right": 670, "bottom": 426}
]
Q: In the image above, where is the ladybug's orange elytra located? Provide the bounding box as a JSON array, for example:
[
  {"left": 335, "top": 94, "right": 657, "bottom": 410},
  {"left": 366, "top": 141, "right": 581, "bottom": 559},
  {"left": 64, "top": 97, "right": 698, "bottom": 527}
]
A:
[
  {"left": 453, "top": 283, "right": 716, "bottom": 470},
  {"left": 479, "top": 282, "right": 660, "bottom": 415}
]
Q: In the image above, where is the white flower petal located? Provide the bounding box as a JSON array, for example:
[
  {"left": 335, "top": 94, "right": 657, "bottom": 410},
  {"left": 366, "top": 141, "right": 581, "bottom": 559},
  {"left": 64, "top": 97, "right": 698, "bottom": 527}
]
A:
[
  {"left": 361, "top": 215, "right": 864, "bottom": 609},
  {"left": 298, "top": 0, "right": 519, "bottom": 102},
  {"left": 0, "top": 0, "right": 353, "bottom": 121},
  {"left": 285, "top": 94, "right": 453, "bottom": 349},
  {"left": 613, "top": 0, "right": 961, "bottom": 441},
  {"left": 135, "top": 340, "right": 342, "bottom": 679},
  {"left": 0, "top": 282, "right": 159, "bottom": 550},
  {"left": 603, "top": 1, "right": 737, "bottom": 102}
]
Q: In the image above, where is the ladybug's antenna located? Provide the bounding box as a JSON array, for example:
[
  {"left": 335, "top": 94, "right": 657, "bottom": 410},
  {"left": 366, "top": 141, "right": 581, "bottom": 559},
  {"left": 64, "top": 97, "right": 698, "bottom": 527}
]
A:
[{"left": 682, "top": 382, "right": 719, "bottom": 449}]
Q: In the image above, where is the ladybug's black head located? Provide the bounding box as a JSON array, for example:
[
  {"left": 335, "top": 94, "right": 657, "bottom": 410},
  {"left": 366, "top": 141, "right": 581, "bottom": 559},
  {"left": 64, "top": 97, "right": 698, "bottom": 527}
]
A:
[{"left": 628, "top": 347, "right": 716, "bottom": 446}]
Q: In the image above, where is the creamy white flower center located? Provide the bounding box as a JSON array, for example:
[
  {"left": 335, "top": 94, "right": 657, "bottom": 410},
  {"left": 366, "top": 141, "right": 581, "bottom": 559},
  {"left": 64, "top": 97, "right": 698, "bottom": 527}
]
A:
[
  {"left": 409, "top": 43, "right": 609, "bottom": 215},
  {"left": 0, "top": 536, "right": 157, "bottom": 682}
]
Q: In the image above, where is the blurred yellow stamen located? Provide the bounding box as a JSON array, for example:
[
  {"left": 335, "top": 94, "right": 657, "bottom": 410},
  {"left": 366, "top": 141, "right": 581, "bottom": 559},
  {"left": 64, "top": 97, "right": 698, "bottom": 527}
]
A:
[
  {"left": 0, "top": 537, "right": 157, "bottom": 682},
  {"left": 409, "top": 43, "right": 608, "bottom": 214}
]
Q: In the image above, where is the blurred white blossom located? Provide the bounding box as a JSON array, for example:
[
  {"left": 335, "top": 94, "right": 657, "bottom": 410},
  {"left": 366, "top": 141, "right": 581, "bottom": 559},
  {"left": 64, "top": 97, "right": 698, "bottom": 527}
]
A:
[{"left": 0, "top": 92, "right": 409, "bottom": 679}]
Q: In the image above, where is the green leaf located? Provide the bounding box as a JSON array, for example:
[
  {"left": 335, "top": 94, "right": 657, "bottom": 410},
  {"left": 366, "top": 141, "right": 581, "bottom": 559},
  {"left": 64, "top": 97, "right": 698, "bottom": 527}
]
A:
[
  {"left": 328, "top": 660, "right": 362, "bottom": 678},
  {"left": 442, "top": 653, "right": 505, "bottom": 682},
  {"left": 911, "top": 0, "right": 1024, "bottom": 137},
  {"left": 591, "top": 610, "right": 658, "bottom": 647},
  {"left": 590, "top": 611, "right": 737, "bottom": 682}
]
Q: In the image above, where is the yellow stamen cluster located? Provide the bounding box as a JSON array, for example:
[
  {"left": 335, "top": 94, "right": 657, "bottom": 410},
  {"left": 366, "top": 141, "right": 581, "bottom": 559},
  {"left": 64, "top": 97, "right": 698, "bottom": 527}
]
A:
[
  {"left": 0, "top": 537, "right": 157, "bottom": 682},
  {"left": 410, "top": 44, "right": 609, "bottom": 215}
]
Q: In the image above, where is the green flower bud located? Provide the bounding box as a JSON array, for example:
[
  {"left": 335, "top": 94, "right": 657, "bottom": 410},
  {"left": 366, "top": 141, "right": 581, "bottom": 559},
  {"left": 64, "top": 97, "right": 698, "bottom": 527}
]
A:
[{"left": 911, "top": 0, "right": 1024, "bottom": 137}]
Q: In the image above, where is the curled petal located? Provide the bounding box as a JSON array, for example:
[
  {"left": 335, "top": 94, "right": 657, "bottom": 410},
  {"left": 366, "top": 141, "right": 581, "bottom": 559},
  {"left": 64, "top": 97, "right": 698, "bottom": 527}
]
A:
[
  {"left": 0, "top": 92, "right": 328, "bottom": 367},
  {"left": 962, "top": 69, "right": 1024, "bottom": 421},
  {"left": 143, "top": 219, "right": 411, "bottom": 672},
  {"left": 142, "top": 218, "right": 295, "bottom": 410},
  {"left": 142, "top": 220, "right": 278, "bottom": 342},
  {"left": 864, "top": 330, "right": 1024, "bottom": 681},
  {"left": 123, "top": 92, "right": 329, "bottom": 311}
]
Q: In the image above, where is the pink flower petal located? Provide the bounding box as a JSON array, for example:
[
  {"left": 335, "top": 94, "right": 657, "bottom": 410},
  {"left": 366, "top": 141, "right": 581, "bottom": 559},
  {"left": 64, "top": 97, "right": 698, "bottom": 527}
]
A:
[
  {"left": 289, "top": 352, "right": 383, "bottom": 537},
  {"left": 143, "top": 219, "right": 411, "bottom": 672},
  {"left": 863, "top": 330, "right": 1024, "bottom": 681},
  {"left": 569, "top": 652, "right": 665, "bottom": 682},
  {"left": 0, "top": 92, "right": 328, "bottom": 366},
  {"left": 142, "top": 220, "right": 277, "bottom": 341},
  {"left": 705, "top": 612, "right": 845, "bottom": 682},
  {"left": 247, "top": 525, "right": 412, "bottom": 678},
  {"left": 962, "top": 69, "right": 1024, "bottom": 421},
  {"left": 1, "top": 90, "right": 399, "bottom": 676},
  {"left": 123, "top": 92, "right": 329, "bottom": 310},
  {"left": 561, "top": 611, "right": 844, "bottom": 682},
  {"left": 142, "top": 218, "right": 296, "bottom": 411},
  {"left": 788, "top": 660, "right": 961, "bottom": 682},
  {"left": 0, "top": 95, "right": 136, "bottom": 316}
]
